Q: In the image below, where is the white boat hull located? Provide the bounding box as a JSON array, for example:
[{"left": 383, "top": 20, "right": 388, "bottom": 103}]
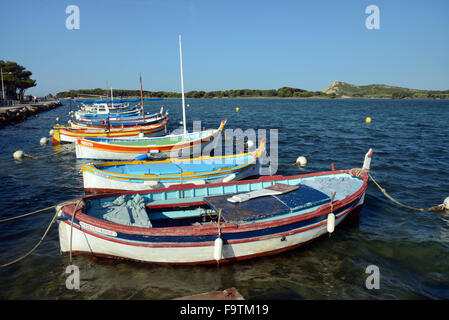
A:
[
  {"left": 57, "top": 195, "right": 363, "bottom": 264},
  {"left": 75, "top": 138, "right": 217, "bottom": 160}
]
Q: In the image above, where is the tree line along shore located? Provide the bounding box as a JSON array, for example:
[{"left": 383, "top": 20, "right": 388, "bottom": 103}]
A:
[{"left": 55, "top": 84, "right": 449, "bottom": 100}]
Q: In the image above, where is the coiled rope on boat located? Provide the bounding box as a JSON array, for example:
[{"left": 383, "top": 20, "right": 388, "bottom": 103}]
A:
[{"left": 349, "top": 168, "right": 446, "bottom": 212}]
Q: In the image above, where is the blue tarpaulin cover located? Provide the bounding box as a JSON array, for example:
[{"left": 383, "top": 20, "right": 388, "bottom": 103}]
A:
[{"left": 87, "top": 194, "right": 152, "bottom": 227}]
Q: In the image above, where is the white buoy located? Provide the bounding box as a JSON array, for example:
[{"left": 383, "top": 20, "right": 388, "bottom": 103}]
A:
[
  {"left": 55, "top": 117, "right": 59, "bottom": 122},
  {"left": 49, "top": 129, "right": 54, "bottom": 136},
  {"left": 139, "top": 132, "right": 144, "bottom": 138},
  {"left": 13, "top": 150, "right": 24, "bottom": 160},
  {"left": 295, "top": 156, "right": 307, "bottom": 166},
  {"left": 327, "top": 213, "right": 335, "bottom": 233},
  {"left": 246, "top": 140, "right": 254, "bottom": 149},
  {"left": 67, "top": 120, "right": 71, "bottom": 124},
  {"left": 444, "top": 197, "right": 449, "bottom": 210},
  {"left": 214, "top": 237, "right": 223, "bottom": 262},
  {"left": 178, "top": 121, "right": 183, "bottom": 125},
  {"left": 40, "top": 137, "right": 48, "bottom": 145}
]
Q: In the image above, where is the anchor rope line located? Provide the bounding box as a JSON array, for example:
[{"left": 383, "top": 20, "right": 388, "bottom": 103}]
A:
[
  {"left": 360, "top": 170, "right": 445, "bottom": 212},
  {"left": 0, "top": 199, "right": 82, "bottom": 268}
]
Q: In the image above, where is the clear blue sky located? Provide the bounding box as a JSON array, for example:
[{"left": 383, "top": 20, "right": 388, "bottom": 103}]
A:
[{"left": 1, "top": 0, "right": 448, "bottom": 96}]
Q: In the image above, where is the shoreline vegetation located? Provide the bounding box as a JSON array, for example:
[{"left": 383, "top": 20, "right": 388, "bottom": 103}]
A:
[{"left": 55, "top": 81, "right": 449, "bottom": 100}]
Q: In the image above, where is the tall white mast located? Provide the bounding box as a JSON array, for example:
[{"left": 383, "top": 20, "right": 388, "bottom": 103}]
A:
[
  {"left": 179, "top": 35, "right": 187, "bottom": 136},
  {"left": 1, "top": 68, "right": 5, "bottom": 101}
]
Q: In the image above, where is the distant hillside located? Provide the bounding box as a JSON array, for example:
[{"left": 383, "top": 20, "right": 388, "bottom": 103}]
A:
[{"left": 322, "top": 81, "right": 449, "bottom": 99}]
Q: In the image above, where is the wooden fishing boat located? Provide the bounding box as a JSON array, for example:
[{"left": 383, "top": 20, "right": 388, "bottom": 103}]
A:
[
  {"left": 75, "top": 105, "right": 141, "bottom": 120},
  {"left": 70, "top": 111, "right": 168, "bottom": 129},
  {"left": 52, "top": 119, "right": 168, "bottom": 144},
  {"left": 75, "top": 119, "right": 227, "bottom": 160},
  {"left": 82, "top": 138, "right": 266, "bottom": 193},
  {"left": 56, "top": 149, "right": 373, "bottom": 265},
  {"left": 74, "top": 106, "right": 167, "bottom": 127}
]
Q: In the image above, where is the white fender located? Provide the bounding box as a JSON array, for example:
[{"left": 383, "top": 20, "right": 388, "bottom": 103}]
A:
[
  {"left": 327, "top": 213, "right": 335, "bottom": 233},
  {"left": 214, "top": 237, "right": 223, "bottom": 261}
]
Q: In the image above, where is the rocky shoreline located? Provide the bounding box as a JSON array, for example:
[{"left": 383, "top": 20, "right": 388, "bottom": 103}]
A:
[{"left": 0, "top": 101, "right": 62, "bottom": 129}]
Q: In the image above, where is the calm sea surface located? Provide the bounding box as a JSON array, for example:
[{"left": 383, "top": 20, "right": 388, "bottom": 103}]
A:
[{"left": 0, "top": 98, "right": 449, "bottom": 299}]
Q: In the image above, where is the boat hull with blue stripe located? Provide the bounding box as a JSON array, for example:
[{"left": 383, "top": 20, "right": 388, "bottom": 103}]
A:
[
  {"left": 56, "top": 149, "right": 373, "bottom": 265},
  {"left": 71, "top": 106, "right": 167, "bottom": 129}
]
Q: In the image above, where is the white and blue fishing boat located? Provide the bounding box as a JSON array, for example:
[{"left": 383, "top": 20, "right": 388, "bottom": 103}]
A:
[
  {"left": 55, "top": 149, "right": 373, "bottom": 265},
  {"left": 71, "top": 110, "right": 168, "bottom": 129},
  {"left": 74, "top": 106, "right": 167, "bottom": 128},
  {"left": 76, "top": 106, "right": 142, "bottom": 120},
  {"left": 75, "top": 101, "right": 138, "bottom": 119},
  {"left": 81, "top": 138, "right": 266, "bottom": 193}
]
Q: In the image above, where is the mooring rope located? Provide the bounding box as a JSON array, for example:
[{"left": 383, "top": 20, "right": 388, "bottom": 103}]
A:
[
  {"left": 0, "top": 199, "right": 82, "bottom": 268},
  {"left": 217, "top": 208, "right": 222, "bottom": 237},
  {"left": 0, "top": 205, "right": 56, "bottom": 223},
  {"left": 22, "top": 144, "right": 72, "bottom": 160},
  {"left": 24, "top": 149, "right": 64, "bottom": 159},
  {"left": 0, "top": 209, "right": 59, "bottom": 268},
  {"left": 368, "top": 173, "right": 444, "bottom": 212},
  {"left": 69, "top": 199, "right": 83, "bottom": 264},
  {"left": 349, "top": 168, "right": 445, "bottom": 212}
]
